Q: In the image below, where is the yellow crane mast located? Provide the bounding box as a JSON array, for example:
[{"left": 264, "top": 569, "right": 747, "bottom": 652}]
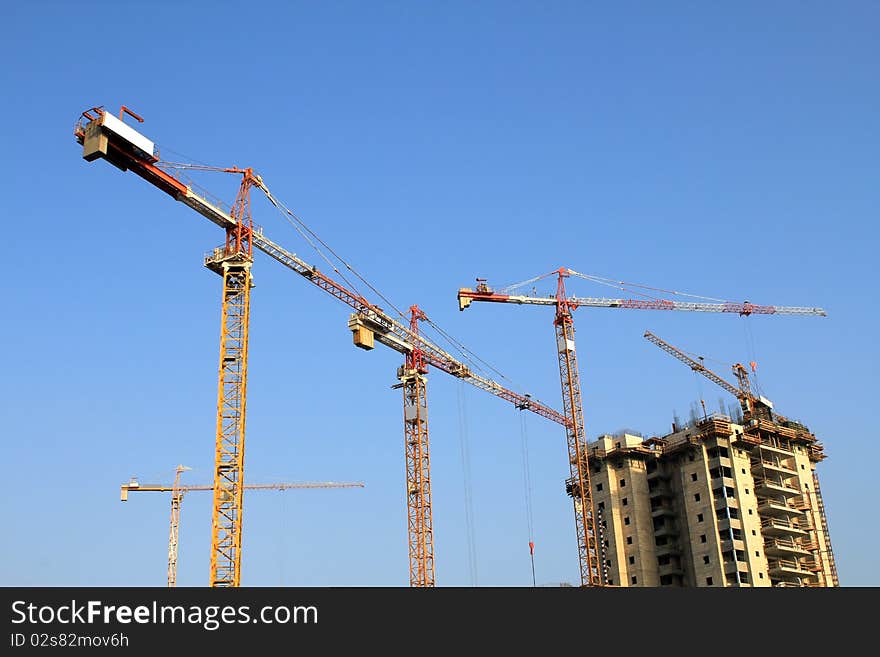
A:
[{"left": 120, "top": 466, "right": 364, "bottom": 586}]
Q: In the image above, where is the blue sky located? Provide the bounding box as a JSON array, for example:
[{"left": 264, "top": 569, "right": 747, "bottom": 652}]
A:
[{"left": 2, "top": 1, "right": 877, "bottom": 587}]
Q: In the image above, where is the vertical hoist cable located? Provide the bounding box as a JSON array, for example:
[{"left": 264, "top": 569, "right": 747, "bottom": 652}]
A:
[
  {"left": 457, "top": 382, "right": 478, "bottom": 586},
  {"left": 520, "top": 411, "right": 536, "bottom": 586}
]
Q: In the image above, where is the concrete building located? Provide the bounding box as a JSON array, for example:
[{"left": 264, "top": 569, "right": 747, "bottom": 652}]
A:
[{"left": 585, "top": 413, "right": 838, "bottom": 587}]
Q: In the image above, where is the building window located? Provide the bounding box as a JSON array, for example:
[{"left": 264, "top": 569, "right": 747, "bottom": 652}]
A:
[
  {"left": 628, "top": 556, "right": 635, "bottom": 565},
  {"left": 703, "top": 555, "right": 710, "bottom": 565},
  {"left": 622, "top": 498, "right": 628, "bottom": 506},
  {"left": 741, "top": 468, "right": 746, "bottom": 474},
  {"left": 740, "top": 572, "right": 749, "bottom": 584},
  {"left": 748, "top": 509, "right": 753, "bottom": 515},
  {"left": 596, "top": 483, "right": 603, "bottom": 492},
  {"left": 606, "top": 560, "right": 613, "bottom": 567},
  {"left": 660, "top": 575, "right": 672, "bottom": 585},
  {"left": 627, "top": 536, "right": 633, "bottom": 545},
  {"left": 700, "top": 534, "right": 707, "bottom": 543},
  {"left": 694, "top": 493, "right": 701, "bottom": 502},
  {"left": 598, "top": 501, "right": 605, "bottom": 510},
  {"left": 801, "top": 464, "right": 806, "bottom": 470},
  {"left": 631, "top": 576, "right": 638, "bottom": 585},
  {"left": 752, "top": 530, "right": 757, "bottom": 536},
  {"left": 658, "top": 555, "right": 671, "bottom": 565},
  {"left": 624, "top": 516, "right": 631, "bottom": 526},
  {"left": 745, "top": 488, "right": 749, "bottom": 494},
  {"left": 691, "top": 473, "right": 698, "bottom": 482},
  {"left": 759, "top": 573, "right": 764, "bottom": 579},
  {"left": 620, "top": 478, "right": 626, "bottom": 487},
  {"left": 755, "top": 551, "right": 760, "bottom": 557},
  {"left": 655, "top": 536, "right": 668, "bottom": 546},
  {"left": 726, "top": 486, "right": 735, "bottom": 498},
  {"left": 608, "top": 579, "right": 614, "bottom": 585},
  {"left": 697, "top": 513, "right": 704, "bottom": 522},
  {"left": 706, "top": 577, "right": 713, "bottom": 586}
]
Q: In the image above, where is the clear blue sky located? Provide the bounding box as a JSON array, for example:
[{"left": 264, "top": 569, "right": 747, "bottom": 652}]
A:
[{"left": 2, "top": 1, "right": 877, "bottom": 587}]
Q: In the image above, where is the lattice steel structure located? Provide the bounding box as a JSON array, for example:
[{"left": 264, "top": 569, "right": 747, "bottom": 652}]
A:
[
  {"left": 205, "top": 170, "right": 257, "bottom": 587},
  {"left": 458, "top": 268, "right": 825, "bottom": 586},
  {"left": 398, "top": 306, "right": 435, "bottom": 586},
  {"left": 121, "top": 474, "right": 364, "bottom": 587},
  {"left": 555, "top": 297, "right": 602, "bottom": 586},
  {"left": 75, "top": 106, "right": 568, "bottom": 587}
]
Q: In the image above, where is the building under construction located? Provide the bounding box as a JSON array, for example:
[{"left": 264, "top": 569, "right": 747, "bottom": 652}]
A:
[{"left": 586, "top": 412, "right": 837, "bottom": 587}]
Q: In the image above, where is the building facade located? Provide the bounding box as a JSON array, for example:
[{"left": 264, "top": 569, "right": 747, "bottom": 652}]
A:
[{"left": 585, "top": 414, "right": 837, "bottom": 587}]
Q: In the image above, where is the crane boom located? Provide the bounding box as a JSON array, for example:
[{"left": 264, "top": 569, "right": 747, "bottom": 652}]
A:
[
  {"left": 459, "top": 290, "right": 827, "bottom": 317},
  {"left": 643, "top": 331, "right": 742, "bottom": 399},
  {"left": 121, "top": 470, "right": 364, "bottom": 586},
  {"left": 121, "top": 481, "right": 365, "bottom": 495},
  {"left": 643, "top": 330, "right": 779, "bottom": 422}
]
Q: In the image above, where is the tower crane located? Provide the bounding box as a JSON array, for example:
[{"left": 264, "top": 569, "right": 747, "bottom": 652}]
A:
[
  {"left": 75, "top": 105, "right": 568, "bottom": 588},
  {"left": 458, "top": 267, "right": 826, "bottom": 586},
  {"left": 77, "top": 106, "right": 263, "bottom": 587},
  {"left": 120, "top": 464, "right": 364, "bottom": 586},
  {"left": 643, "top": 330, "right": 776, "bottom": 422}
]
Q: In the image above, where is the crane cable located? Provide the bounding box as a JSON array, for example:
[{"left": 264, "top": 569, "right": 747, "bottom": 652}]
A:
[
  {"left": 260, "top": 182, "right": 523, "bottom": 386},
  {"left": 741, "top": 316, "right": 763, "bottom": 397},
  {"left": 519, "top": 411, "right": 537, "bottom": 587},
  {"left": 693, "top": 357, "right": 708, "bottom": 421},
  {"left": 278, "top": 491, "right": 288, "bottom": 586},
  {"left": 264, "top": 193, "right": 374, "bottom": 313},
  {"left": 567, "top": 269, "right": 728, "bottom": 303},
  {"left": 456, "top": 381, "right": 478, "bottom": 586},
  {"left": 499, "top": 270, "right": 559, "bottom": 294},
  {"left": 261, "top": 185, "right": 408, "bottom": 321},
  {"left": 166, "top": 161, "right": 533, "bottom": 397},
  {"left": 155, "top": 153, "right": 369, "bottom": 307},
  {"left": 423, "top": 316, "right": 521, "bottom": 389}
]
